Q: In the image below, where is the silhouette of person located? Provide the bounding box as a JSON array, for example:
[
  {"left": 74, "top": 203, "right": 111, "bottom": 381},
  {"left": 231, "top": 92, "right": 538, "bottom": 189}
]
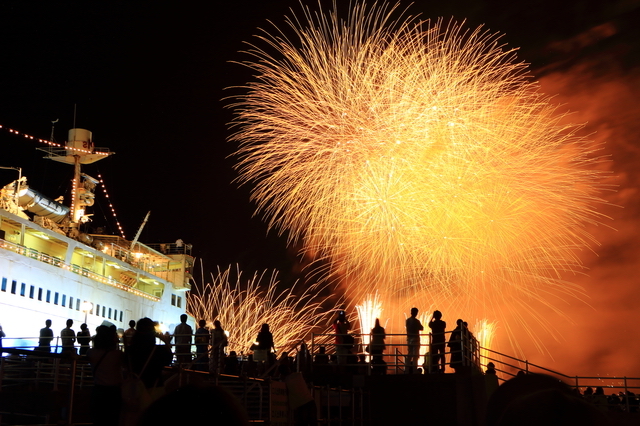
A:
[
  {"left": 242, "top": 353, "right": 259, "bottom": 377},
  {"left": 194, "top": 319, "right": 209, "bottom": 371},
  {"left": 485, "top": 362, "right": 500, "bottom": 398},
  {"left": 369, "top": 318, "right": 386, "bottom": 365},
  {"left": 295, "top": 340, "right": 312, "bottom": 380},
  {"left": 37, "top": 319, "right": 54, "bottom": 352},
  {"left": 136, "top": 384, "right": 250, "bottom": 426},
  {"left": 125, "top": 317, "right": 173, "bottom": 395},
  {"left": 280, "top": 363, "right": 318, "bottom": 426},
  {"left": 210, "top": 320, "right": 228, "bottom": 374},
  {"left": 87, "top": 325, "right": 124, "bottom": 426},
  {"left": 77, "top": 323, "right": 91, "bottom": 356},
  {"left": 486, "top": 373, "right": 607, "bottom": 426},
  {"left": 174, "top": 314, "right": 193, "bottom": 365},
  {"left": 448, "top": 319, "right": 463, "bottom": 372},
  {"left": 254, "top": 323, "right": 275, "bottom": 367},
  {"left": 256, "top": 323, "right": 275, "bottom": 352},
  {"left": 592, "top": 387, "right": 608, "bottom": 414},
  {"left": 123, "top": 320, "right": 136, "bottom": 349},
  {"left": 61, "top": 319, "right": 76, "bottom": 354},
  {"left": 314, "top": 346, "right": 329, "bottom": 365},
  {"left": 462, "top": 321, "right": 475, "bottom": 369},
  {"left": 332, "top": 310, "right": 352, "bottom": 365},
  {"left": 405, "top": 307, "right": 423, "bottom": 373},
  {"left": 224, "top": 351, "right": 240, "bottom": 375},
  {"left": 0, "top": 324, "right": 5, "bottom": 351},
  {"left": 428, "top": 310, "right": 446, "bottom": 373}
]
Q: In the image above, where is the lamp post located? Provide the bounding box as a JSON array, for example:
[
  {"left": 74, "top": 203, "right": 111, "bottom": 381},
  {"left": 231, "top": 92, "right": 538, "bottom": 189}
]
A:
[{"left": 81, "top": 301, "right": 93, "bottom": 324}]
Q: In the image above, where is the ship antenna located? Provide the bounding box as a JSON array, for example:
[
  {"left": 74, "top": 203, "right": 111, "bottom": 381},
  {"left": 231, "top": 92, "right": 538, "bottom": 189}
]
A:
[{"left": 50, "top": 118, "right": 58, "bottom": 143}]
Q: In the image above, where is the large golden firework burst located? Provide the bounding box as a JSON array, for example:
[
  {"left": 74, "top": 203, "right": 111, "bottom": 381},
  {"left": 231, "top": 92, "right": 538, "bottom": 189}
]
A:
[{"left": 228, "top": 2, "right": 609, "bottom": 351}]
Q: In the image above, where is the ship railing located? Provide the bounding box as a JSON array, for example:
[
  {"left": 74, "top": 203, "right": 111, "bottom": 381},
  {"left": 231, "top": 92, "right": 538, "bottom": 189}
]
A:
[
  {"left": 0, "top": 237, "right": 161, "bottom": 301},
  {"left": 146, "top": 242, "right": 193, "bottom": 256}
]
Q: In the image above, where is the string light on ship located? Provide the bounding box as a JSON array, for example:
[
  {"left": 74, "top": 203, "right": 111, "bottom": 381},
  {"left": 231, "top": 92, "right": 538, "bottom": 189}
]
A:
[
  {"left": 98, "top": 173, "right": 126, "bottom": 238},
  {"left": 0, "top": 122, "right": 110, "bottom": 156}
]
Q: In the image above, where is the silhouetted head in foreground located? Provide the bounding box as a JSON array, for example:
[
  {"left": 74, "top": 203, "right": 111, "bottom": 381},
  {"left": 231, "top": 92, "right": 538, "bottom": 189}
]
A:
[
  {"left": 486, "top": 373, "right": 608, "bottom": 426},
  {"left": 137, "top": 384, "right": 249, "bottom": 426}
]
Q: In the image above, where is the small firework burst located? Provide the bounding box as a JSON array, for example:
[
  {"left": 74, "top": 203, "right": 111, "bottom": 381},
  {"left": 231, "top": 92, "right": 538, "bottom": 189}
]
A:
[{"left": 188, "top": 265, "right": 336, "bottom": 354}]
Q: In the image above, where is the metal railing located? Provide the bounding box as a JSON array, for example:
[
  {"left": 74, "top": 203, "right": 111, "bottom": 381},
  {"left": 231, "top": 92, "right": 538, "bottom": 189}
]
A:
[
  {"left": 480, "top": 347, "right": 640, "bottom": 412},
  {"left": 310, "top": 331, "right": 482, "bottom": 376}
]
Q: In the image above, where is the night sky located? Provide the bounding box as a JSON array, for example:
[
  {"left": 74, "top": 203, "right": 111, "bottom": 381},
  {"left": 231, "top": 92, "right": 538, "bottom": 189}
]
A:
[{"left": 1, "top": 1, "right": 639, "bottom": 376}]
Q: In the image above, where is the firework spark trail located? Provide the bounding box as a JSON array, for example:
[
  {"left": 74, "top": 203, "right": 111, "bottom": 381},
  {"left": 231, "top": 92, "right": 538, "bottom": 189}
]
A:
[
  {"left": 229, "top": 2, "right": 610, "bottom": 352},
  {"left": 474, "top": 319, "right": 498, "bottom": 366},
  {"left": 188, "top": 265, "right": 336, "bottom": 354},
  {"left": 355, "top": 292, "right": 383, "bottom": 358}
]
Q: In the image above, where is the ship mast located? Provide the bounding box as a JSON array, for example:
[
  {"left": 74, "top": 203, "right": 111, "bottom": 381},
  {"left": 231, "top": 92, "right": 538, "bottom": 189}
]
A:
[{"left": 38, "top": 128, "right": 114, "bottom": 229}]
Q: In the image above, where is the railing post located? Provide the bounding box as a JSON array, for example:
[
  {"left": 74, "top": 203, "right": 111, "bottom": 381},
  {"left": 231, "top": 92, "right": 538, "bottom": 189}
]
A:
[
  {"left": 624, "top": 377, "right": 629, "bottom": 413},
  {"left": 326, "top": 384, "right": 330, "bottom": 425},
  {"left": 311, "top": 333, "right": 315, "bottom": 377},
  {"left": 53, "top": 358, "right": 60, "bottom": 391},
  {"left": 338, "top": 385, "right": 343, "bottom": 426},
  {"left": 67, "top": 356, "right": 77, "bottom": 425},
  {"left": 525, "top": 359, "right": 529, "bottom": 373},
  {"left": 0, "top": 355, "right": 5, "bottom": 390}
]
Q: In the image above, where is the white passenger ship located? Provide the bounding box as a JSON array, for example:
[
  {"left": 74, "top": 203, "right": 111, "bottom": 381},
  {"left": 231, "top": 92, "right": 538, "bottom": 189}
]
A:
[{"left": 0, "top": 128, "right": 194, "bottom": 349}]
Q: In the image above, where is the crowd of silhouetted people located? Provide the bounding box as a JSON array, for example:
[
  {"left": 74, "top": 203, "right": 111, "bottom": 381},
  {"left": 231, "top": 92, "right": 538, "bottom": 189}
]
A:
[{"left": 1, "top": 310, "right": 637, "bottom": 426}]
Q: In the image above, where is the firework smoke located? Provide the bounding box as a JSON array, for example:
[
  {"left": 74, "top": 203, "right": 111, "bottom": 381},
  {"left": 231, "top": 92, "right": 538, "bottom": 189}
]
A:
[{"left": 229, "top": 2, "right": 610, "bottom": 353}]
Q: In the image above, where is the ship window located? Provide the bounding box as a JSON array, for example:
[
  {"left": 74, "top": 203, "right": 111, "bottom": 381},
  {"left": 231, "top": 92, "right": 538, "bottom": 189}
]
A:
[
  {"left": 96, "top": 304, "right": 100, "bottom": 316},
  {"left": 54, "top": 292, "right": 59, "bottom": 305},
  {"left": 62, "top": 294, "right": 66, "bottom": 307},
  {"left": 102, "top": 306, "right": 106, "bottom": 317},
  {"left": 46, "top": 290, "right": 51, "bottom": 303},
  {"left": 114, "top": 309, "right": 118, "bottom": 321},
  {"left": 171, "top": 294, "right": 176, "bottom": 306},
  {"left": 108, "top": 308, "right": 112, "bottom": 319},
  {"left": 177, "top": 296, "right": 182, "bottom": 308},
  {"left": 38, "top": 288, "right": 43, "bottom": 301},
  {"left": 29, "top": 285, "right": 35, "bottom": 299},
  {"left": 76, "top": 299, "right": 80, "bottom": 311},
  {"left": 1, "top": 277, "right": 6, "bottom": 292},
  {"left": 119, "top": 311, "right": 123, "bottom": 322},
  {"left": 69, "top": 297, "right": 74, "bottom": 309},
  {"left": 20, "top": 283, "right": 26, "bottom": 296},
  {"left": 11, "top": 280, "right": 17, "bottom": 294}
]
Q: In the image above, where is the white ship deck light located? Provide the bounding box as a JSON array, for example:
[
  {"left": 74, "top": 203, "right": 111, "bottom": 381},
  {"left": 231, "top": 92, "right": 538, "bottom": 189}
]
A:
[{"left": 82, "top": 301, "right": 93, "bottom": 323}]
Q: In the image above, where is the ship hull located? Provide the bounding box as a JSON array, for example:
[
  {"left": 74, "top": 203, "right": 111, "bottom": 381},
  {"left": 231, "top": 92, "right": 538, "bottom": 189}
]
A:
[{"left": 0, "top": 209, "right": 193, "bottom": 349}]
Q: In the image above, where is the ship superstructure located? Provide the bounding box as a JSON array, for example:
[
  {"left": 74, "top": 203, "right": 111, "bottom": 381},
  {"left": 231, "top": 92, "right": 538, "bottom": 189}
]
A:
[{"left": 0, "top": 128, "right": 193, "bottom": 348}]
